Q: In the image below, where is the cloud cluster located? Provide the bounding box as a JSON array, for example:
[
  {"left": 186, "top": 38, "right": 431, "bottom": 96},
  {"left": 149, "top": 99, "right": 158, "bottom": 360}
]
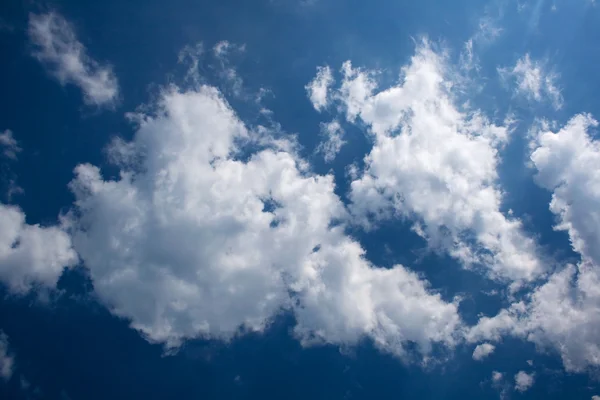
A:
[
  {"left": 468, "top": 114, "right": 600, "bottom": 372},
  {"left": 66, "top": 84, "right": 462, "bottom": 356},
  {"left": 9, "top": 8, "right": 600, "bottom": 380},
  {"left": 311, "top": 41, "right": 541, "bottom": 282},
  {"left": 28, "top": 12, "right": 119, "bottom": 106}
]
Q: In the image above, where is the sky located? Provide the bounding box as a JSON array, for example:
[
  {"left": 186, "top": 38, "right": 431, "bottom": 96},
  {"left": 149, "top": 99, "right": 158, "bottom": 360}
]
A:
[{"left": 0, "top": 0, "right": 600, "bottom": 399}]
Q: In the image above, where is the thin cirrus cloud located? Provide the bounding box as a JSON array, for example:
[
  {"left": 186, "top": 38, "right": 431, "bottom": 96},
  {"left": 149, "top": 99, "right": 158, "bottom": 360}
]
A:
[
  {"left": 310, "top": 40, "right": 542, "bottom": 283},
  {"left": 28, "top": 12, "right": 119, "bottom": 107}
]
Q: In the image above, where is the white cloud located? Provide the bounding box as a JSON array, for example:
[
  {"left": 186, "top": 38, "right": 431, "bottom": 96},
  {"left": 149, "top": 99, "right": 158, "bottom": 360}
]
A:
[
  {"left": 306, "top": 65, "right": 334, "bottom": 111},
  {"left": 592, "top": 396, "right": 600, "bottom": 400},
  {"left": 491, "top": 371, "right": 503, "bottom": 383},
  {"left": 499, "top": 54, "right": 563, "bottom": 110},
  {"left": 531, "top": 114, "right": 600, "bottom": 265},
  {"left": 467, "top": 114, "right": 600, "bottom": 372},
  {"left": 472, "top": 342, "right": 495, "bottom": 360},
  {"left": 0, "top": 204, "right": 77, "bottom": 293},
  {"left": 66, "top": 83, "right": 462, "bottom": 357},
  {"left": 0, "top": 331, "right": 13, "bottom": 381},
  {"left": 314, "top": 40, "right": 541, "bottom": 282},
  {"left": 490, "top": 370, "right": 511, "bottom": 400},
  {"left": 178, "top": 42, "right": 204, "bottom": 85},
  {"left": 28, "top": 12, "right": 119, "bottom": 106},
  {"left": 514, "top": 371, "right": 534, "bottom": 392},
  {"left": 213, "top": 40, "right": 245, "bottom": 58},
  {"left": 0, "top": 130, "right": 21, "bottom": 160},
  {"left": 208, "top": 41, "right": 247, "bottom": 98},
  {"left": 316, "top": 120, "right": 345, "bottom": 163}
]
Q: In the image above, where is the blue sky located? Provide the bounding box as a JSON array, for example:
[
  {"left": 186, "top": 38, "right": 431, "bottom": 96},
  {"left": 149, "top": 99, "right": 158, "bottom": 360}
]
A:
[{"left": 1, "top": 0, "right": 600, "bottom": 399}]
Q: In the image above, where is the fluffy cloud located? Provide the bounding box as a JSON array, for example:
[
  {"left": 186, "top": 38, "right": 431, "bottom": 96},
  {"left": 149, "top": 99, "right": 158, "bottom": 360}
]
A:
[
  {"left": 306, "top": 65, "right": 333, "bottom": 111},
  {"left": 316, "top": 120, "right": 345, "bottom": 163},
  {"left": 468, "top": 114, "right": 600, "bottom": 372},
  {"left": 0, "top": 331, "right": 13, "bottom": 381},
  {"left": 499, "top": 54, "right": 562, "bottom": 110},
  {"left": 0, "top": 130, "right": 21, "bottom": 160},
  {"left": 472, "top": 342, "right": 495, "bottom": 360},
  {"left": 66, "top": 83, "right": 462, "bottom": 357},
  {"left": 0, "top": 204, "right": 78, "bottom": 293},
  {"left": 28, "top": 12, "right": 119, "bottom": 106},
  {"left": 514, "top": 371, "right": 534, "bottom": 392},
  {"left": 314, "top": 40, "right": 541, "bottom": 282},
  {"left": 531, "top": 114, "right": 600, "bottom": 265}
]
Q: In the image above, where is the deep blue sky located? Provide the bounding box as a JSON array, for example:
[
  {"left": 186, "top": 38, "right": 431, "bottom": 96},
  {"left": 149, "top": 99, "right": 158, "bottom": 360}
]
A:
[{"left": 1, "top": 0, "right": 600, "bottom": 399}]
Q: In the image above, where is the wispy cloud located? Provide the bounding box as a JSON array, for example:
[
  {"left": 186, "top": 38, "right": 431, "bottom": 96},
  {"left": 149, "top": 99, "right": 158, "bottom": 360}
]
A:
[
  {"left": 316, "top": 120, "right": 345, "bottom": 163},
  {"left": 0, "top": 130, "right": 21, "bottom": 160},
  {"left": 0, "top": 331, "right": 14, "bottom": 381},
  {"left": 499, "top": 53, "right": 563, "bottom": 110},
  {"left": 28, "top": 12, "right": 119, "bottom": 107}
]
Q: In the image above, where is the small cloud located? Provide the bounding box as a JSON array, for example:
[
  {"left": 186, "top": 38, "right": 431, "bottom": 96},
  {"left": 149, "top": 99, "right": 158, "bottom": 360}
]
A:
[
  {"left": 28, "top": 12, "right": 119, "bottom": 107},
  {"left": 0, "top": 331, "right": 14, "bottom": 381},
  {"left": 492, "top": 371, "right": 503, "bottom": 383},
  {"left": 306, "top": 65, "right": 334, "bottom": 111},
  {"left": 514, "top": 371, "right": 534, "bottom": 392},
  {"left": 316, "top": 120, "right": 345, "bottom": 163},
  {"left": 499, "top": 54, "right": 563, "bottom": 110},
  {"left": 213, "top": 40, "right": 232, "bottom": 58},
  {"left": 178, "top": 42, "right": 204, "bottom": 84},
  {"left": 213, "top": 40, "right": 245, "bottom": 59},
  {"left": 472, "top": 343, "right": 495, "bottom": 361},
  {"left": 211, "top": 41, "right": 246, "bottom": 97},
  {"left": 0, "top": 130, "right": 21, "bottom": 160}
]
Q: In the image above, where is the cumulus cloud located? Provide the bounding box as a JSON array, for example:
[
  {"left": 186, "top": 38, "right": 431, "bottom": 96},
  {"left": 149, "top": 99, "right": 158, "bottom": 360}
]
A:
[
  {"left": 531, "top": 114, "right": 600, "bottom": 265},
  {"left": 306, "top": 65, "right": 334, "bottom": 111},
  {"left": 0, "top": 130, "right": 21, "bottom": 160},
  {"left": 66, "top": 82, "right": 462, "bottom": 358},
  {"left": 514, "top": 371, "right": 534, "bottom": 392},
  {"left": 0, "top": 331, "right": 13, "bottom": 381},
  {"left": 316, "top": 120, "right": 345, "bottom": 163},
  {"left": 28, "top": 12, "right": 119, "bottom": 106},
  {"left": 499, "top": 54, "right": 563, "bottom": 110},
  {"left": 312, "top": 40, "right": 541, "bottom": 282},
  {"left": 468, "top": 114, "right": 600, "bottom": 372},
  {"left": 472, "top": 342, "right": 495, "bottom": 360},
  {"left": 0, "top": 204, "right": 77, "bottom": 293}
]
